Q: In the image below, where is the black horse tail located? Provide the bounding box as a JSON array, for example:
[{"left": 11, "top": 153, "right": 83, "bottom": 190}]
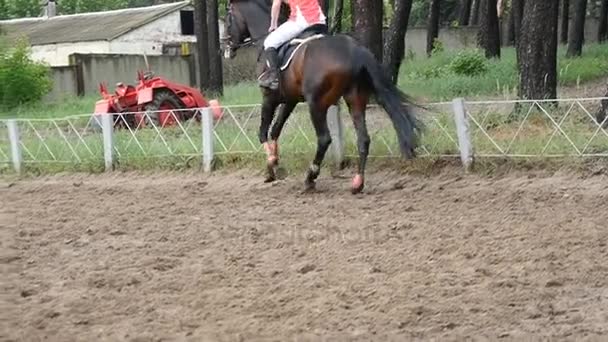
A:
[{"left": 353, "top": 46, "right": 423, "bottom": 159}]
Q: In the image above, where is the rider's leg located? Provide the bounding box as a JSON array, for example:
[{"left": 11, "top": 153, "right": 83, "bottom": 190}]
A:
[{"left": 260, "top": 20, "right": 307, "bottom": 89}]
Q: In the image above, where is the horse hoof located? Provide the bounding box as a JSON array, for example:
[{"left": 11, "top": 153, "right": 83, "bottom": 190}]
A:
[
  {"left": 303, "top": 180, "right": 316, "bottom": 192},
  {"left": 275, "top": 166, "right": 287, "bottom": 180},
  {"left": 265, "top": 167, "right": 277, "bottom": 183},
  {"left": 351, "top": 174, "right": 364, "bottom": 194}
]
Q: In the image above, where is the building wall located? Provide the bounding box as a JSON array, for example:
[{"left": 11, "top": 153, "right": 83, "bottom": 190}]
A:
[
  {"left": 45, "top": 66, "right": 78, "bottom": 102},
  {"left": 31, "top": 41, "right": 110, "bottom": 66},
  {"left": 110, "top": 6, "right": 225, "bottom": 56},
  {"left": 71, "top": 53, "right": 194, "bottom": 97},
  {"left": 29, "top": 7, "right": 226, "bottom": 66}
]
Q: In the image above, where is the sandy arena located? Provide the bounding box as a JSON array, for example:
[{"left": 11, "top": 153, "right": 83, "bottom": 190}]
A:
[{"left": 1, "top": 168, "right": 607, "bottom": 341}]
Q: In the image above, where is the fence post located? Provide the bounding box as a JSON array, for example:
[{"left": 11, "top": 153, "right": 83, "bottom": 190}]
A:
[
  {"left": 327, "top": 105, "right": 346, "bottom": 168},
  {"left": 201, "top": 107, "right": 214, "bottom": 173},
  {"left": 452, "top": 98, "right": 474, "bottom": 171},
  {"left": 7, "top": 120, "right": 22, "bottom": 173},
  {"left": 100, "top": 114, "right": 114, "bottom": 172}
]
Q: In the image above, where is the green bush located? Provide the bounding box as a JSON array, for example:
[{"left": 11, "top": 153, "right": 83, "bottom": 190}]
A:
[
  {"left": 449, "top": 49, "right": 489, "bottom": 76},
  {"left": 0, "top": 38, "right": 53, "bottom": 108}
]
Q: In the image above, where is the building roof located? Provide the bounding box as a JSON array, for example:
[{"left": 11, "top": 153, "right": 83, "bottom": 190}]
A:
[{"left": 0, "top": 1, "right": 191, "bottom": 45}]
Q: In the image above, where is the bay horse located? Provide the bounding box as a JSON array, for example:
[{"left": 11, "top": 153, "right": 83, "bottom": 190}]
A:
[{"left": 223, "top": 0, "right": 423, "bottom": 194}]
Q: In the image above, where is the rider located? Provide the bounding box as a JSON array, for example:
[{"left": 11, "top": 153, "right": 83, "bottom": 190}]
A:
[{"left": 259, "top": 0, "right": 326, "bottom": 90}]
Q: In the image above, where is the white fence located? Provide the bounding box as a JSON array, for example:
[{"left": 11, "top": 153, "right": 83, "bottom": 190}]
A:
[{"left": 0, "top": 97, "right": 607, "bottom": 174}]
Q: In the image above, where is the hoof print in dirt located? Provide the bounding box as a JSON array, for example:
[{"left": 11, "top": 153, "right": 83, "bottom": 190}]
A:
[{"left": 297, "top": 263, "right": 316, "bottom": 274}]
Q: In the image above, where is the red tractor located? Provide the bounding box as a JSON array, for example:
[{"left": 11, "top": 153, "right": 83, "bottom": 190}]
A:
[{"left": 93, "top": 70, "right": 222, "bottom": 129}]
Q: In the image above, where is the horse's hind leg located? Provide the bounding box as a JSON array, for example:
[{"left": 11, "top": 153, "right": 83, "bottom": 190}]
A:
[
  {"left": 344, "top": 86, "right": 370, "bottom": 194},
  {"left": 304, "top": 101, "right": 332, "bottom": 191}
]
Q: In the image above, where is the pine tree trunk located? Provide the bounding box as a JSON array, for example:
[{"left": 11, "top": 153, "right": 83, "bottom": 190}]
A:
[
  {"left": 460, "top": 0, "right": 473, "bottom": 25},
  {"left": 194, "top": 0, "right": 209, "bottom": 91},
  {"left": 507, "top": 5, "right": 516, "bottom": 45},
  {"left": 511, "top": 0, "right": 524, "bottom": 45},
  {"left": 566, "top": 0, "right": 587, "bottom": 57},
  {"left": 471, "top": 0, "right": 481, "bottom": 25},
  {"left": 560, "top": 0, "right": 570, "bottom": 44},
  {"left": 426, "top": 0, "right": 441, "bottom": 56},
  {"left": 383, "top": 0, "right": 414, "bottom": 84},
  {"left": 517, "top": 0, "right": 559, "bottom": 100},
  {"left": 331, "top": 0, "right": 344, "bottom": 33},
  {"left": 478, "top": 0, "right": 501, "bottom": 58},
  {"left": 598, "top": 0, "right": 608, "bottom": 42},
  {"left": 351, "top": 0, "right": 384, "bottom": 60},
  {"left": 207, "top": 0, "right": 223, "bottom": 95}
]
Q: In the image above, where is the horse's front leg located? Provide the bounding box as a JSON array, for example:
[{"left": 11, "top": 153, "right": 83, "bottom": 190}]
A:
[{"left": 259, "top": 97, "right": 279, "bottom": 182}]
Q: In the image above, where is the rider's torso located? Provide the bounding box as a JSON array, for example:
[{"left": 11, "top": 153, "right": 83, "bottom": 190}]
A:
[{"left": 287, "top": 0, "right": 326, "bottom": 24}]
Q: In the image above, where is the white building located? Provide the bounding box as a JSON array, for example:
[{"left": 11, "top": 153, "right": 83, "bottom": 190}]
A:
[{"left": 0, "top": 1, "right": 224, "bottom": 66}]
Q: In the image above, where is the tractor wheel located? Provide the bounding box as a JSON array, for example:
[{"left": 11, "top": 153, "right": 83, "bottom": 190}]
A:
[
  {"left": 144, "top": 89, "right": 184, "bottom": 128},
  {"left": 114, "top": 112, "right": 137, "bottom": 130}
]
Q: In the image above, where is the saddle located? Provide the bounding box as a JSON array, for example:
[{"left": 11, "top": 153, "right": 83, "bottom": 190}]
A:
[{"left": 276, "top": 23, "right": 328, "bottom": 71}]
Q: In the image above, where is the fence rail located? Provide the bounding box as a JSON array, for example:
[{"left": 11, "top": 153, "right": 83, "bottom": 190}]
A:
[{"left": 1, "top": 97, "right": 607, "bottom": 174}]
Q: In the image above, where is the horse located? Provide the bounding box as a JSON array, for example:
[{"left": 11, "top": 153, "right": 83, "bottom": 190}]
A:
[{"left": 222, "top": 0, "right": 423, "bottom": 194}]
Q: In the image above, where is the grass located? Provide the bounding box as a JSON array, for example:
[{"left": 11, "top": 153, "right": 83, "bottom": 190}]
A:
[
  {"left": 397, "top": 43, "right": 608, "bottom": 101},
  {"left": 1, "top": 44, "right": 607, "bottom": 176}
]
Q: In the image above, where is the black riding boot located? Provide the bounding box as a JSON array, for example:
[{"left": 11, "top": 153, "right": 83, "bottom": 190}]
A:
[{"left": 259, "top": 48, "right": 280, "bottom": 90}]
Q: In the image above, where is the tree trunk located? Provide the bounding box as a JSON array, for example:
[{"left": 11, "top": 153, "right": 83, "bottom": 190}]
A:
[
  {"left": 517, "top": 0, "right": 559, "bottom": 100},
  {"left": 566, "top": 0, "right": 587, "bottom": 57},
  {"left": 459, "top": 0, "right": 472, "bottom": 25},
  {"left": 599, "top": 0, "right": 608, "bottom": 42},
  {"left": 511, "top": 0, "right": 524, "bottom": 52},
  {"left": 194, "top": 0, "right": 209, "bottom": 91},
  {"left": 383, "top": 0, "right": 414, "bottom": 84},
  {"left": 331, "top": 0, "right": 344, "bottom": 33},
  {"left": 207, "top": 0, "right": 223, "bottom": 95},
  {"left": 351, "top": 0, "right": 384, "bottom": 60},
  {"left": 426, "top": 0, "right": 441, "bottom": 56},
  {"left": 507, "top": 5, "right": 516, "bottom": 45},
  {"left": 320, "top": 0, "right": 330, "bottom": 18},
  {"left": 478, "top": 0, "right": 501, "bottom": 58},
  {"left": 560, "top": 0, "right": 570, "bottom": 44},
  {"left": 471, "top": 0, "right": 481, "bottom": 25}
]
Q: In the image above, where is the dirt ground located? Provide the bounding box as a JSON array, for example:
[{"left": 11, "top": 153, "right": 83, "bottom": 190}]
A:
[{"left": 1, "top": 167, "right": 608, "bottom": 341}]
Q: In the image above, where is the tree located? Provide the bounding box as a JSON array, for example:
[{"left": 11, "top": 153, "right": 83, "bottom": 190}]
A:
[
  {"left": 598, "top": 0, "right": 608, "bottom": 42},
  {"left": 566, "top": 0, "right": 587, "bottom": 57},
  {"left": 8, "top": 0, "right": 40, "bottom": 17},
  {"left": 510, "top": 0, "right": 524, "bottom": 50},
  {"left": 351, "top": 0, "right": 384, "bottom": 60},
  {"left": 331, "top": 0, "right": 344, "bottom": 32},
  {"left": 426, "top": 0, "right": 441, "bottom": 56},
  {"left": 478, "top": 0, "right": 501, "bottom": 58},
  {"left": 383, "top": 0, "right": 414, "bottom": 84},
  {"left": 194, "top": 0, "right": 209, "bottom": 91},
  {"left": 0, "top": 0, "right": 8, "bottom": 20},
  {"left": 470, "top": 0, "right": 481, "bottom": 25},
  {"left": 560, "top": 0, "right": 570, "bottom": 44},
  {"left": 459, "top": 0, "right": 472, "bottom": 25},
  {"left": 517, "top": 0, "right": 559, "bottom": 100},
  {"left": 207, "top": 0, "right": 223, "bottom": 95}
]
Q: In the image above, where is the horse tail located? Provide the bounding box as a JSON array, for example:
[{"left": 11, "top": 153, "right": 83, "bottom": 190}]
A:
[{"left": 353, "top": 46, "right": 423, "bottom": 159}]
